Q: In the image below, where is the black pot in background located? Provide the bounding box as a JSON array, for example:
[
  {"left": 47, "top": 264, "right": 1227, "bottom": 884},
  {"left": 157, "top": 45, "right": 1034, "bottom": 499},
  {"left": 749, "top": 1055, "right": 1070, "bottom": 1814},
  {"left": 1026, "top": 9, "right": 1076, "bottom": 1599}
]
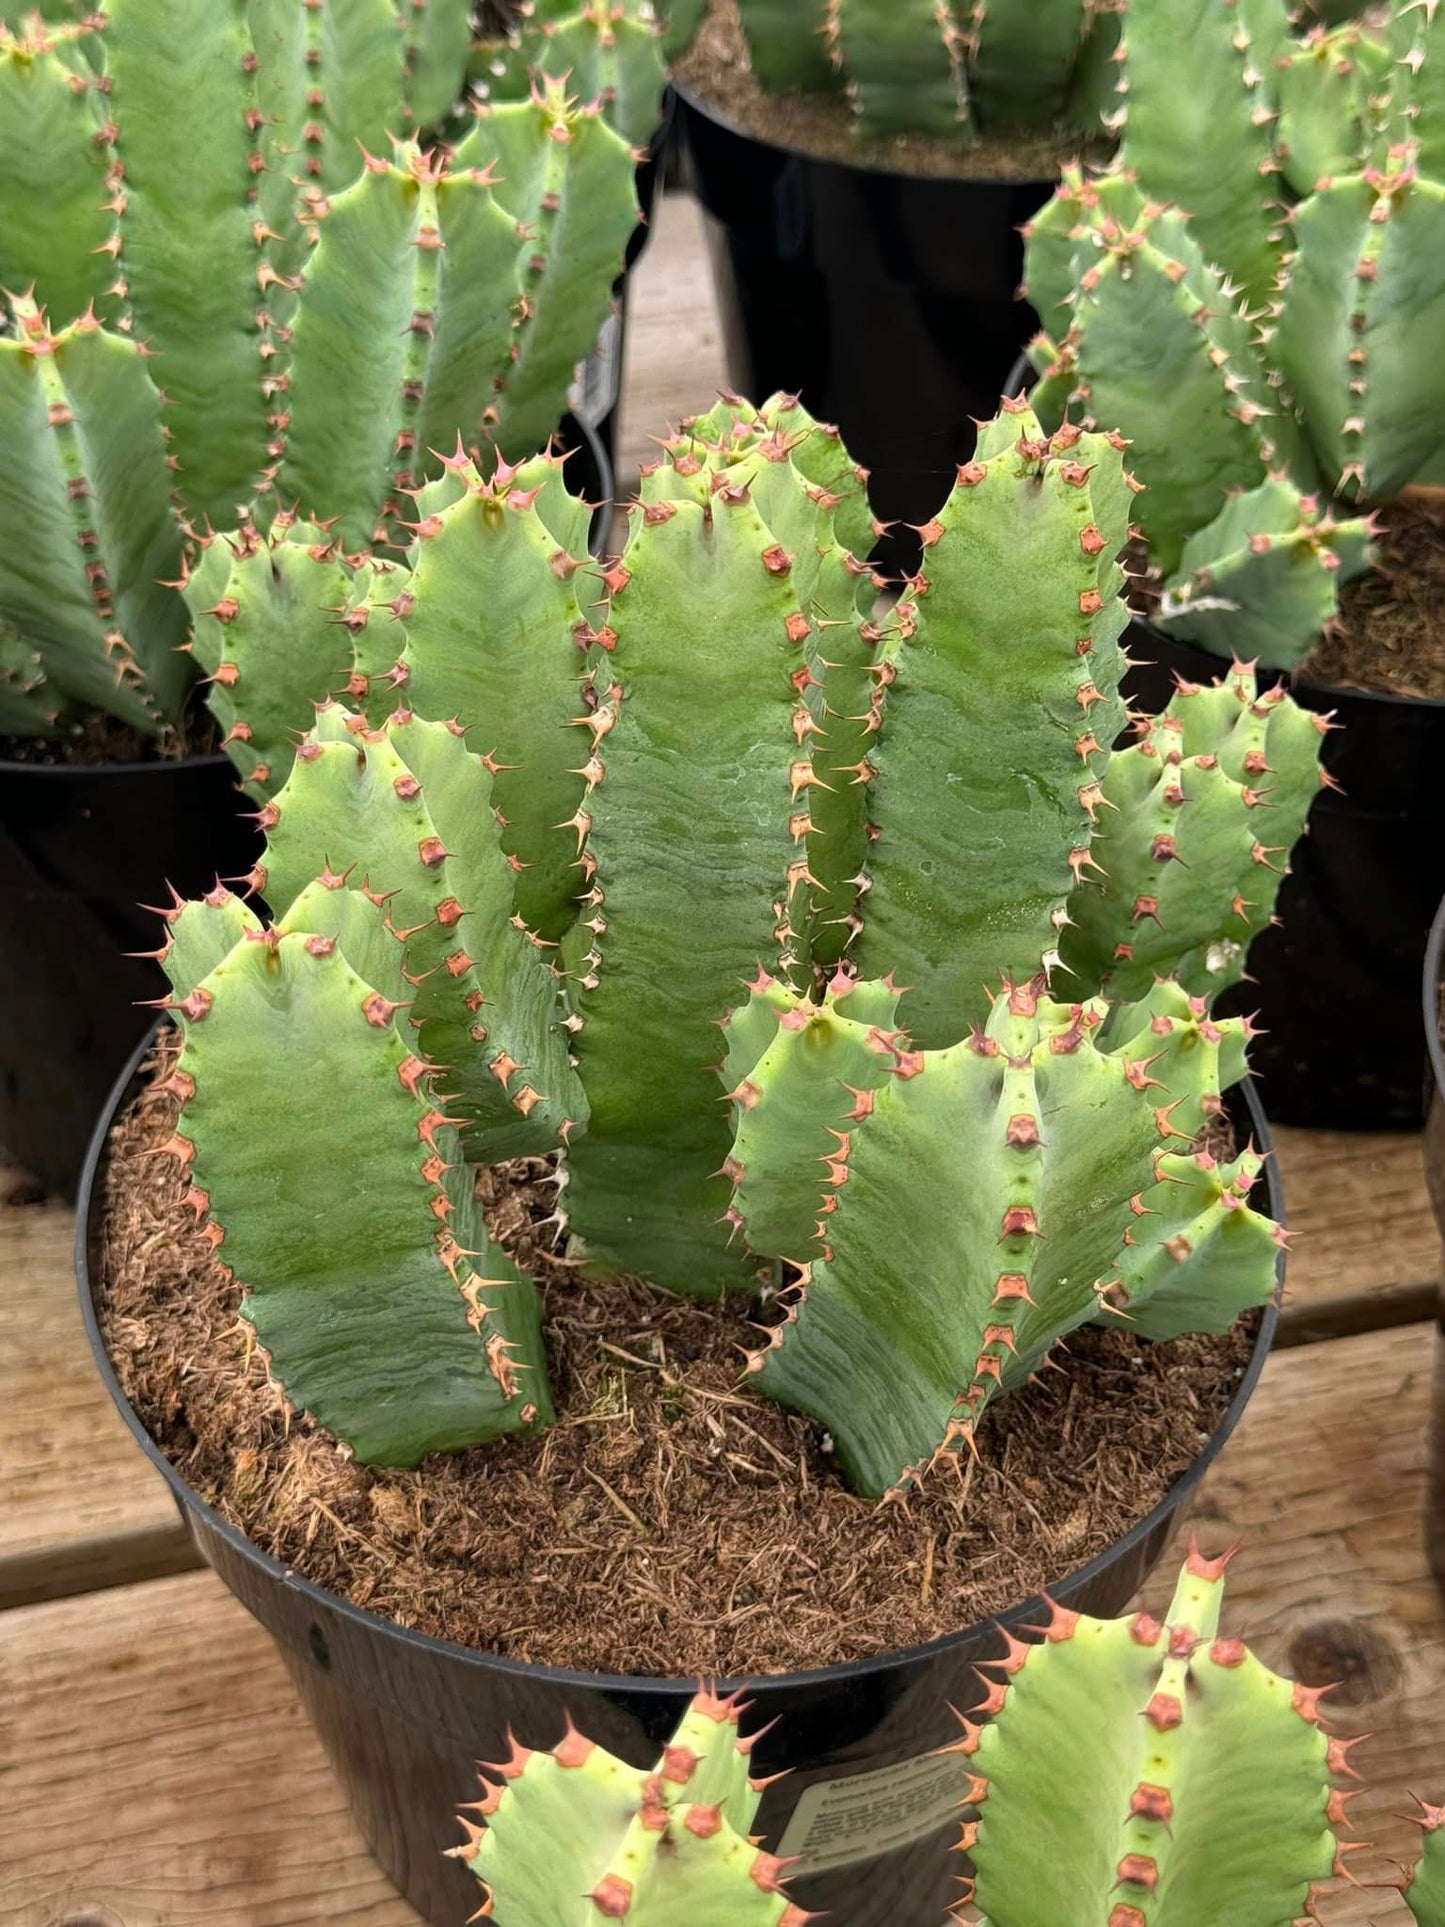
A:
[
  {"left": 80, "top": 1035, "right": 1281, "bottom": 1927},
  {"left": 1127, "top": 621, "right": 1445, "bottom": 1131},
  {"left": 0, "top": 420, "right": 610, "bottom": 1203},
  {"left": 674, "top": 82, "right": 1054, "bottom": 577},
  {"left": 0, "top": 753, "right": 259, "bottom": 1199}
]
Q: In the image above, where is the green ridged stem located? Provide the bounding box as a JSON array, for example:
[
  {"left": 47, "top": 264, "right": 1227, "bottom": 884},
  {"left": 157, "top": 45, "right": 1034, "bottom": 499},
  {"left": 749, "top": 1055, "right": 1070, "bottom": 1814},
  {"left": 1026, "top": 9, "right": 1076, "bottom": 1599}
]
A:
[
  {"left": 970, "top": 0, "right": 1093, "bottom": 134},
  {"left": 0, "top": 623, "right": 65, "bottom": 735},
  {"left": 1408, "top": 1809, "right": 1445, "bottom": 1927},
  {"left": 1060, "top": 664, "right": 1327, "bottom": 1006},
  {"left": 734, "top": 0, "right": 838, "bottom": 95},
  {"left": 642, "top": 393, "right": 875, "bottom": 969},
  {"left": 719, "top": 971, "right": 901, "bottom": 1261},
  {"left": 0, "top": 17, "right": 110, "bottom": 325},
  {"left": 1273, "top": 158, "right": 1445, "bottom": 503},
  {"left": 455, "top": 83, "right": 640, "bottom": 464},
  {"left": 1275, "top": 22, "right": 1390, "bottom": 197},
  {"left": 1388, "top": 0, "right": 1445, "bottom": 178},
  {"left": 961, "top": 1551, "right": 1338, "bottom": 1926},
  {"left": 464, "top": 1689, "right": 799, "bottom": 1926},
  {"left": 1026, "top": 199, "right": 1275, "bottom": 575},
  {"left": 161, "top": 899, "right": 553, "bottom": 1467},
  {"left": 372, "top": 448, "right": 597, "bottom": 943},
  {"left": 563, "top": 462, "right": 812, "bottom": 1296},
  {"left": 264, "top": 704, "right": 588, "bottom": 1159},
  {"left": 277, "top": 145, "right": 521, "bottom": 553},
  {"left": 854, "top": 403, "right": 1130, "bottom": 1046},
  {"left": 185, "top": 511, "right": 359, "bottom": 797},
  {"left": 1158, "top": 474, "right": 1375, "bottom": 668},
  {"left": 0, "top": 302, "right": 189, "bottom": 729},
  {"left": 400, "top": 0, "right": 473, "bottom": 130},
  {"left": 1117, "top": 0, "right": 1287, "bottom": 304},
  {"left": 104, "top": 0, "right": 269, "bottom": 531},
  {"left": 826, "top": 0, "right": 966, "bottom": 139},
  {"left": 472, "top": 0, "right": 669, "bottom": 148},
  {"left": 742, "top": 979, "right": 1277, "bottom": 1498}
]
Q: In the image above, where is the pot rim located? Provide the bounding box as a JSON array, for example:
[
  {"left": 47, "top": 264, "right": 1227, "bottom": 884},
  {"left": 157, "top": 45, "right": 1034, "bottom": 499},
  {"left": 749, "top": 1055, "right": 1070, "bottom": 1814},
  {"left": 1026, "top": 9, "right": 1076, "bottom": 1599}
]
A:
[
  {"left": 78, "top": 1021, "right": 1283, "bottom": 1697},
  {"left": 1425, "top": 897, "right": 1445, "bottom": 1100},
  {"left": 671, "top": 75, "right": 1065, "bottom": 191},
  {"left": 1, "top": 420, "right": 615, "bottom": 782},
  {"left": 1000, "top": 351, "right": 1445, "bottom": 717}
]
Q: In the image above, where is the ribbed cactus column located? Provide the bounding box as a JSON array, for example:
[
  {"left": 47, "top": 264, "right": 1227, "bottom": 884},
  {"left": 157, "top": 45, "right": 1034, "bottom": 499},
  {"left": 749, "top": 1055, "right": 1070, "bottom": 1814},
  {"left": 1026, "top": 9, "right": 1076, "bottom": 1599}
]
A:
[
  {"left": 562, "top": 431, "right": 816, "bottom": 1296},
  {"left": 960, "top": 1549, "right": 1341, "bottom": 1926},
  {"left": 262, "top": 704, "right": 589, "bottom": 1161},
  {"left": 1116, "top": 0, "right": 1287, "bottom": 305},
  {"left": 157, "top": 885, "right": 553, "bottom": 1467},
  {"left": 0, "top": 16, "right": 110, "bottom": 323},
  {"left": 0, "top": 300, "right": 189, "bottom": 729},
  {"left": 826, "top": 0, "right": 967, "bottom": 138},
  {"left": 104, "top": 0, "right": 272, "bottom": 529},
  {"left": 1273, "top": 151, "right": 1445, "bottom": 504},
  {"left": 733, "top": 978, "right": 1278, "bottom": 1498},
  {"left": 461, "top": 1690, "right": 805, "bottom": 1925},
  {"left": 854, "top": 401, "right": 1132, "bottom": 1046}
]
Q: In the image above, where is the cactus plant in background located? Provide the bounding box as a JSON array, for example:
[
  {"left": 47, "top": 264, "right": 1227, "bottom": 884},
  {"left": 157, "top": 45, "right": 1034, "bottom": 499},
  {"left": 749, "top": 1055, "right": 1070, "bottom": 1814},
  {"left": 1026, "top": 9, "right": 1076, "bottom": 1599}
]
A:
[
  {"left": 153, "top": 397, "right": 1325, "bottom": 1479},
  {"left": 665, "top": 0, "right": 1122, "bottom": 144},
  {"left": 0, "top": 1, "right": 641, "bottom": 739},
  {"left": 472, "top": 0, "right": 672, "bottom": 148},
  {"left": 1023, "top": 0, "right": 1445, "bottom": 669},
  {"left": 451, "top": 1549, "right": 1445, "bottom": 1927},
  {"left": 458, "top": 1689, "right": 803, "bottom": 1924}
]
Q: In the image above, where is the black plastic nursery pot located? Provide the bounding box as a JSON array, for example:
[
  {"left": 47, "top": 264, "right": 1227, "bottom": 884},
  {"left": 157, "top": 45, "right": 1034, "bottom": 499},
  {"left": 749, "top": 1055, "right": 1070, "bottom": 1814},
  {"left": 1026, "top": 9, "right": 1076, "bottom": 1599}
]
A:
[
  {"left": 80, "top": 1032, "right": 1282, "bottom": 1927},
  {"left": 673, "top": 82, "right": 1055, "bottom": 573},
  {"left": 0, "top": 751, "right": 260, "bottom": 1200},
  {"left": 1127, "top": 621, "right": 1445, "bottom": 1132}
]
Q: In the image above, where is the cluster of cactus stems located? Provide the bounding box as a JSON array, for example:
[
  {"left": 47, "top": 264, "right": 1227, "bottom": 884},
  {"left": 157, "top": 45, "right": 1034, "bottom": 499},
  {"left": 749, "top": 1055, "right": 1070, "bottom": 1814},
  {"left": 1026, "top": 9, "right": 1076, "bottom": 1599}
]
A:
[
  {"left": 154, "top": 395, "right": 1328, "bottom": 1496},
  {"left": 1024, "top": 0, "right": 1445, "bottom": 669},
  {"left": 0, "top": 0, "right": 643, "bottom": 736},
  {"left": 668, "top": 0, "right": 1121, "bottom": 143},
  {"left": 471, "top": 0, "right": 672, "bottom": 150},
  {"left": 452, "top": 1550, "right": 1445, "bottom": 1927}
]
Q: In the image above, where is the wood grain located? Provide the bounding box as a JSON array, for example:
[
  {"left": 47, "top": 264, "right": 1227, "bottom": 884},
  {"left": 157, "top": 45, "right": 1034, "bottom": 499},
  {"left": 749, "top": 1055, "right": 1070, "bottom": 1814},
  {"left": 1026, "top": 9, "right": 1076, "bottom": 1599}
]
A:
[
  {"left": 615, "top": 188, "right": 729, "bottom": 498},
  {"left": 0, "top": 1569, "right": 422, "bottom": 1927},
  {"left": 1, "top": 1327, "right": 1438, "bottom": 1926},
  {"left": 0, "top": 1173, "right": 197, "bottom": 1607}
]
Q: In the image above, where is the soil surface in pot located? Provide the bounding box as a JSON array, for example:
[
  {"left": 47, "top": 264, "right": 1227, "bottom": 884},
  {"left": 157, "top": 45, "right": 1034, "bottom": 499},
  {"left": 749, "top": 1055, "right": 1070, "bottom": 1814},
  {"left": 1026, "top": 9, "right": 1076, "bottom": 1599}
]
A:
[
  {"left": 99, "top": 1042, "right": 1255, "bottom": 1677},
  {"left": 0, "top": 691, "right": 216, "bottom": 769},
  {"left": 675, "top": 0, "right": 1112, "bottom": 184},
  {"left": 1302, "top": 497, "right": 1445, "bottom": 701}
]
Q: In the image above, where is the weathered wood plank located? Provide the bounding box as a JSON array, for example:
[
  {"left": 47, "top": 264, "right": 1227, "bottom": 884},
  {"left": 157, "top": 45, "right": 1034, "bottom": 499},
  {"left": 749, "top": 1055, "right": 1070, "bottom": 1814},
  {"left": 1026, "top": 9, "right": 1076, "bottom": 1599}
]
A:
[
  {"left": 2, "top": 1325, "right": 1439, "bottom": 1923},
  {"left": 0, "top": 1173, "right": 198, "bottom": 1608},
  {"left": 616, "top": 187, "right": 729, "bottom": 498},
  {"left": 1275, "top": 1127, "right": 1440, "bottom": 1338},
  {"left": 0, "top": 1569, "right": 423, "bottom": 1927}
]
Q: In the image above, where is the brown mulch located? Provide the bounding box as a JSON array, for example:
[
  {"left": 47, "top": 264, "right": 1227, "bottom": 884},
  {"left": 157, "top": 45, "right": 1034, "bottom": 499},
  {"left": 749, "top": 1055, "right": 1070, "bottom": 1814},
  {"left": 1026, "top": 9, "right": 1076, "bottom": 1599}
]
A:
[
  {"left": 98, "top": 1037, "right": 1255, "bottom": 1678},
  {"left": 673, "top": 0, "right": 1113, "bottom": 183},
  {"left": 1302, "top": 496, "right": 1445, "bottom": 701},
  {"left": 0, "top": 689, "right": 217, "bottom": 767}
]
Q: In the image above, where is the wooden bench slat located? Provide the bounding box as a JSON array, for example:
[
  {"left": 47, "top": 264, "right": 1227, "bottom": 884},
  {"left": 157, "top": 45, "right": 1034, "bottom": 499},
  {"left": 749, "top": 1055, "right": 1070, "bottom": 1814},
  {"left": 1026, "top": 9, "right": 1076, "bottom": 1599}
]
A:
[{"left": 2, "top": 1323, "right": 1438, "bottom": 1924}]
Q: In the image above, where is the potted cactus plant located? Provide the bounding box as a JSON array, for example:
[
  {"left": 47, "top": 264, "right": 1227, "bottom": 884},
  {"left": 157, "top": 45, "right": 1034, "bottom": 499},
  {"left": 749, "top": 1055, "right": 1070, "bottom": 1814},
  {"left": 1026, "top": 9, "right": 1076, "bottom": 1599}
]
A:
[
  {"left": 82, "top": 396, "right": 1325, "bottom": 1925},
  {"left": 0, "top": 0, "right": 644, "bottom": 1193},
  {"left": 457, "top": 1547, "right": 1445, "bottom": 1927},
  {"left": 667, "top": 0, "right": 1123, "bottom": 565},
  {"left": 1020, "top": 0, "right": 1445, "bottom": 1126}
]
